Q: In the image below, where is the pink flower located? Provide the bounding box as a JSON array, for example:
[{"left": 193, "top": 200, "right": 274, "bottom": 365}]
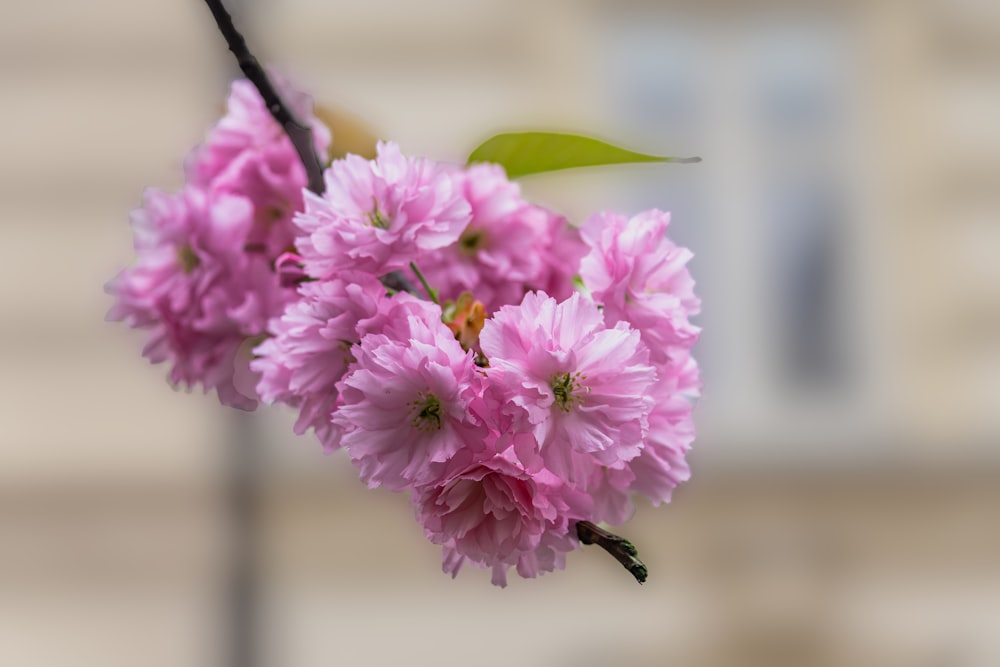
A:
[
  {"left": 417, "top": 164, "right": 582, "bottom": 313},
  {"left": 295, "top": 142, "right": 471, "bottom": 277},
  {"left": 415, "top": 448, "right": 591, "bottom": 587},
  {"left": 333, "top": 309, "right": 487, "bottom": 490},
  {"left": 251, "top": 271, "right": 390, "bottom": 445},
  {"left": 628, "top": 352, "right": 700, "bottom": 505},
  {"left": 585, "top": 464, "right": 637, "bottom": 526},
  {"left": 580, "top": 209, "right": 700, "bottom": 365},
  {"left": 584, "top": 351, "right": 700, "bottom": 523},
  {"left": 107, "top": 187, "right": 293, "bottom": 410},
  {"left": 187, "top": 77, "right": 331, "bottom": 258},
  {"left": 479, "top": 291, "right": 656, "bottom": 483},
  {"left": 109, "top": 76, "right": 331, "bottom": 410},
  {"left": 534, "top": 213, "right": 588, "bottom": 304}
]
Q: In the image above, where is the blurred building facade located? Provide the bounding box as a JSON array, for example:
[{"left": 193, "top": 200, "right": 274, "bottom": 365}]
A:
[{"left": 1, "top": 0, "right": 998, "bottom": 665}]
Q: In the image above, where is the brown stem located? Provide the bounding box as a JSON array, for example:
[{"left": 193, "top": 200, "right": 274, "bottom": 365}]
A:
[
  {"left": 202, "top": 0, "right": 326, "bottom": 195},
  {"left": 576, "top": 520, "right": 648, "bottom": 584}
]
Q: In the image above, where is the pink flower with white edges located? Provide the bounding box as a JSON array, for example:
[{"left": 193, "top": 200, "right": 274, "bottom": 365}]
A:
[
  {"left": 479, "top": 291, "right": 656, "bottom": 483},
  {"left": 584, "top": 464, "right": 637, "bottom": 527},
  {"left": 580, "top": 209, "right": 700, "bottom": 365},
  {"left": 418, "top": 163, "right": 581, "bottom": 313},
  {"left": 628, "top": 351, "right": 700, "bottom": 505},
  {"left": 333, "top": 310, "right": 488, "bottom": 491},
  {"left": 251, "top": 271, "right": 389, "bottom": 444},
  {"left": 584, "top": 351, "right": 700, "bottom": 523},
  {"left": 187, "top": 77, "right": 331, "bottom": 258},
  {"left": 416, "top": 448, "right": 592, "bottom": 587},
  {"left": 107, "top": 187, "right": 292, "bottom": 410},
  {"left": 295, "top": 141, "right": 471, "bottom": 277}
]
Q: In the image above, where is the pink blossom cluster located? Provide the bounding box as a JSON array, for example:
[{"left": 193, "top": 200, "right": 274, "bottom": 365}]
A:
[
  {"left": 106, "top": 78, "right": 331, "bottom": 409},
  {"left": 108, "top": 79, "right": 699, "bottom": 586}
]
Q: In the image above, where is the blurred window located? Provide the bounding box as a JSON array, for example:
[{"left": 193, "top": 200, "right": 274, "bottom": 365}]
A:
[{"left": 602, "top": 10, "right": 862, "bottom": 440}]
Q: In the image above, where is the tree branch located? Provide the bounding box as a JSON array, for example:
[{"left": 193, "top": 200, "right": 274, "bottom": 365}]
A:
[
  {"left": 202, "top": 0, "right": 326, "bottom": 195},
  {"left": 576, "top": 520, "right": 648, "bottom": 584}
]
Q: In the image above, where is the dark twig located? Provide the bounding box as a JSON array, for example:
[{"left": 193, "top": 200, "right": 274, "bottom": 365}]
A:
[
  {"left": 380, "top": 270, "right": 419, "bottom": 295},
  {"left": 202, "top": 0, "right": 326, "bottom": 195},
  {"left": 576, "top": 520, "right": 648, "bottom": 584}
]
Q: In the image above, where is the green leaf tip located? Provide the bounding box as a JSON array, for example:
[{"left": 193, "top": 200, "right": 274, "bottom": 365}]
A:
[{"left": 467, "top": 131, "right": 700, "bottom": 179}]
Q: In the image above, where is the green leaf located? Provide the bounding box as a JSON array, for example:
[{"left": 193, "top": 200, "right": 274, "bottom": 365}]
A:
[{"left": 467, "top": 131, "right": 700, "bottom": 179}]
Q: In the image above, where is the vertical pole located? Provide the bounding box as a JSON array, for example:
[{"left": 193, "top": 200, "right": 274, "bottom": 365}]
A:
[
  {"left": 218, "top": 4, "right": 261, "bottom": 667},
  {"left": 226, "top": 409, "right": 260, "bottom": 667}
]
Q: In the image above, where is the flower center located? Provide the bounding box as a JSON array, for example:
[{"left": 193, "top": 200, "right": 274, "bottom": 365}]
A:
[
  {"left": 408, "top": 390, "right": 442, "bottom": 432},
  {"left": 367, "top": 202, "right": 390, "bottom": 229},
  {"left": 458, "top": 228, "right": 487, "bottom": 256},
  {"left": 265, "top": 203, "right": 287, "bottom": 223},
  {"left": 550, "top": 371, "right": 586, "bottom": 412},
  {"left": 177, "top": 244, "right": 200, "bottom": 274}
]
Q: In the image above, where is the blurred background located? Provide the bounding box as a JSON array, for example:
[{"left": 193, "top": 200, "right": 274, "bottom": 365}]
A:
[{"left": 1, "top": 0, "right": 999, "bottom": 665}]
